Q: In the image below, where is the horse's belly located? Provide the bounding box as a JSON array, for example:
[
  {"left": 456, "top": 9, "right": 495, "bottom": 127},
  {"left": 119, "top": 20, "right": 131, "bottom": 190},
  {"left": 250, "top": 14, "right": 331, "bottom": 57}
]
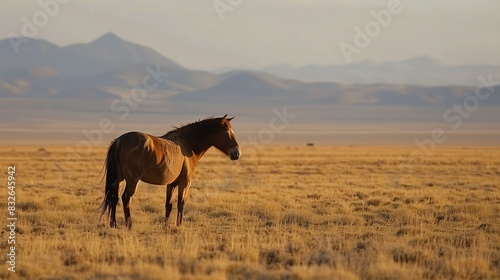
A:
[{"left": 140, "top": 163, "right": 181, "bottom": 185}]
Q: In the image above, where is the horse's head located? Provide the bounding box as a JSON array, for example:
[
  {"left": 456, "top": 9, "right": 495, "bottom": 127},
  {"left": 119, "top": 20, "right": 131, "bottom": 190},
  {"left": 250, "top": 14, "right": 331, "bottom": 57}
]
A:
[{"left": 213, "top": 115, "right": 241, "bottom": 160}]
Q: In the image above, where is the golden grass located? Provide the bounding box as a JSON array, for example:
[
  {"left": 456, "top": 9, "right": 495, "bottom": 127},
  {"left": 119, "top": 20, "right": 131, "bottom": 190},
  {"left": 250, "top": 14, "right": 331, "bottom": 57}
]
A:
[{"left": 0, "top": 145, "right": 499, "bottom": 279}]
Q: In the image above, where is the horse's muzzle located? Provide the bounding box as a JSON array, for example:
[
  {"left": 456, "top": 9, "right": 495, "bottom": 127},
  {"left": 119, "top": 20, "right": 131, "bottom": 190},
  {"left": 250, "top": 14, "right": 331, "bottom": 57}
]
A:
[{"left": 229, "top": 147, "right": 241, "bottom": 160}]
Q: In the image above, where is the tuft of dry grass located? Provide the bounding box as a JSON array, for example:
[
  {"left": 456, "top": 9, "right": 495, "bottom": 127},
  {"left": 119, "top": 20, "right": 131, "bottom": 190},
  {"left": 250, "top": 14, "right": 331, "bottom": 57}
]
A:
[{"left": 0, "top": 145, "right": 499, "bottom": 279}]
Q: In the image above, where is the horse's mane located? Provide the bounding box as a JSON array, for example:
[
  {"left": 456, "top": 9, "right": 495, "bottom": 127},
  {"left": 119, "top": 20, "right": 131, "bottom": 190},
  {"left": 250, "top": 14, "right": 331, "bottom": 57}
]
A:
[{"left": 161, "top": 116, "right": 228, "bottom": 138}]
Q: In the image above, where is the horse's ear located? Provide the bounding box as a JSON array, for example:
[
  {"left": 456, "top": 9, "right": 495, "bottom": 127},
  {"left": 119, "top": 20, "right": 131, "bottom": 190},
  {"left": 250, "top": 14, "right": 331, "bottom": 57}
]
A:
[
  {"left": 227, "top": 116, "right": 234, "bottom": 121},
  {"left": 221, "top": 114, "right": 228, "bottom": 123}
]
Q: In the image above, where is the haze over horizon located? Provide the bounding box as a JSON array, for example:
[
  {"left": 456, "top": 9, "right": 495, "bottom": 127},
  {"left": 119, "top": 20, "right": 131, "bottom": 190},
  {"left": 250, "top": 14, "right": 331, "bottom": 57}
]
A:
[
  {"left": 2, "top": 0, "right": 499, "bottom": 71},
  {"left": 1, "top": 31, "right": 499, "bottom": 146}
]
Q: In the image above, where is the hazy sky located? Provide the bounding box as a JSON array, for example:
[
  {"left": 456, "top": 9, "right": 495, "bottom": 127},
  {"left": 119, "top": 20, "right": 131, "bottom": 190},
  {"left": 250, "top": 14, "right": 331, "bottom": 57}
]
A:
[{"left": 1, "top": 0, "right": 499, "bottom": 70}]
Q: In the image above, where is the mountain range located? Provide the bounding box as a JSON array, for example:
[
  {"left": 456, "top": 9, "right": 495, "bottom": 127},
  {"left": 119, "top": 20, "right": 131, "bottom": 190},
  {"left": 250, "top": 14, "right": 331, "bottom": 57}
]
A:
[{"left": 1, "top": 33, "right": 499, "bottom": 108}]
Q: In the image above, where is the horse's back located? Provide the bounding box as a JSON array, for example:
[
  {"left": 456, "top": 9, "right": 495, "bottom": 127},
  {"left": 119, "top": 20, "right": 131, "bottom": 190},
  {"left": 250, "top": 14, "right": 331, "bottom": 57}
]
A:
[
  {"left": 116, "top": 131, "right": 181, "bottom": 159},
  {"left": 111, "top": 131, "right": 144, "bottom": 151}
]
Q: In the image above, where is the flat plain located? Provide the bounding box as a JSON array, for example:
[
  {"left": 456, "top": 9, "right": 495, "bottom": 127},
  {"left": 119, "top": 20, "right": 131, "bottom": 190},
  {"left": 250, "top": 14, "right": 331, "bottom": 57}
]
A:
[{"left": 0, "top": 145, "right": 499, "bottom": 279}]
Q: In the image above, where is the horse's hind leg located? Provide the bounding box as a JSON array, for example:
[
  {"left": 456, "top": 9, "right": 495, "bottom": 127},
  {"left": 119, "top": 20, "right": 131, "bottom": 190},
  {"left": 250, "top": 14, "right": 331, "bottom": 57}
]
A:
[
  {"left": 109, "top": 179, "right": 123, "bottom": 228},
  {"left": 165, "top": 183, "right": 176, "bottom": 225},
  {"left": 110, "top": 199, "right": 118, "bottom": 228},
  {"left": 122, "top": 177, "right": 139, "bottom": 229}
]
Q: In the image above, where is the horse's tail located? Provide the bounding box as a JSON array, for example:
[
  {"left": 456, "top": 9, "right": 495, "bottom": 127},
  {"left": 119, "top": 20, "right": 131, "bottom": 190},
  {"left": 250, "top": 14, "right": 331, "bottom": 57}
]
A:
[{"left": 99, "top": 139, "right": 121, "bottom": 220}]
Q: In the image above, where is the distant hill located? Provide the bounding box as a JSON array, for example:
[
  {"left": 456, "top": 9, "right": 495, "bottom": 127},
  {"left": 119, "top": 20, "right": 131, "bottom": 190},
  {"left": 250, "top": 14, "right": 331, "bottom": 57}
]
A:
[
  {"left": 174, "top": 70, "right": 500, "bottom": 106},
  {"left": 0, "top": 33, "right": 183, "bottom": 76},
  {"left": 259, "top": 56, "right": 500, "bottom": 86},
  {"left": 0, "top": 33, "right": 217, "bottom": 98}
]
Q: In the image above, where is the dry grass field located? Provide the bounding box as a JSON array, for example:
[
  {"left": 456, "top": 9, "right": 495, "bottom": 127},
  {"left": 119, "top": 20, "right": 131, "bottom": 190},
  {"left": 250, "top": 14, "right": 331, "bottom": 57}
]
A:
[{"left": 0, "top": 145, "right": 499, "bottom": 279}]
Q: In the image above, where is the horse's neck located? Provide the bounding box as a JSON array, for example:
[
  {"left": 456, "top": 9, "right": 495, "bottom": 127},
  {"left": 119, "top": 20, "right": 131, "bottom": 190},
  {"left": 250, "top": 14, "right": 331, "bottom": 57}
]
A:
[
  {"left": 186, "top": 137, "right": 212, "bottom": 160},
  {"left": 166, "top": 130, "right": 212, "bottom": 162}
]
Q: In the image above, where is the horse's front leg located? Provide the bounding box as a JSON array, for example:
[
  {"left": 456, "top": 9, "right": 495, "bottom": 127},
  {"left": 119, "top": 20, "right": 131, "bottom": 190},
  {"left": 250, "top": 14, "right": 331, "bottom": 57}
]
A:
[
  {"left": 165, "top": 184, "right": 176, "bottom": 225},
  {"left": 177, "top": 180, "right": 191, "bottom": 226}
]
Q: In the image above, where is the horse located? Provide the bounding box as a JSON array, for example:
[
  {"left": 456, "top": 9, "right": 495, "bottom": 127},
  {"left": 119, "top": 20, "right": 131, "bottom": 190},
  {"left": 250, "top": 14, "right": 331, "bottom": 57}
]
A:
[{"left": 99, "top": 115, "right": 240, "bottom": 229}]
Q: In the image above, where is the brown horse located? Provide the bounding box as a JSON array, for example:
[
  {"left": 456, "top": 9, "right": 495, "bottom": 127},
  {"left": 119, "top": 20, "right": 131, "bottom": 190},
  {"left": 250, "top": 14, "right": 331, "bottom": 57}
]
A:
[{"left": 99, "top": 115, "right": 240, "bottom": 228}]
